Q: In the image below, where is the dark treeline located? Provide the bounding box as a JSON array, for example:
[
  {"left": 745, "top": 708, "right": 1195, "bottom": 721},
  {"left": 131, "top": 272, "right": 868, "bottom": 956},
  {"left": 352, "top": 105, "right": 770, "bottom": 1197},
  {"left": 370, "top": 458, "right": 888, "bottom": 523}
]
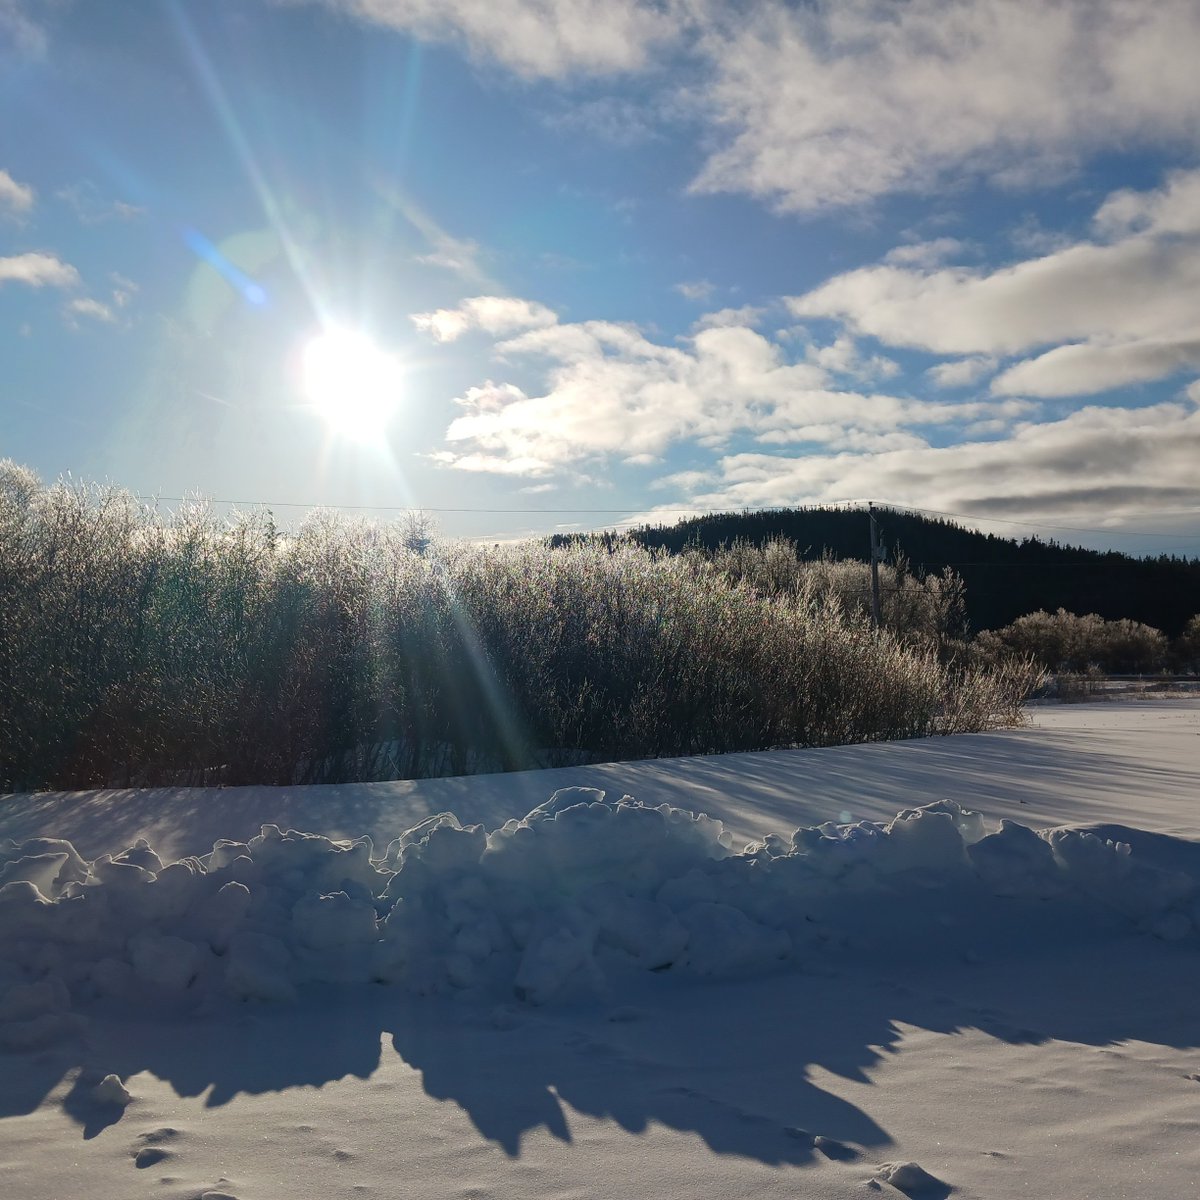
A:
[{"left": 560, "top": 508, "right": 1200, "bottom": 637}]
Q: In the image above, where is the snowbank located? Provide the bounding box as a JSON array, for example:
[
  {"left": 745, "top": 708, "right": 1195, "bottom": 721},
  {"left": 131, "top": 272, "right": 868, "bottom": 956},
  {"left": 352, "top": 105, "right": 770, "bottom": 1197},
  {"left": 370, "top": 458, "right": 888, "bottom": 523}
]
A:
[{"left": 3, "top": 786, "right": 1198, "bottom": 1047}]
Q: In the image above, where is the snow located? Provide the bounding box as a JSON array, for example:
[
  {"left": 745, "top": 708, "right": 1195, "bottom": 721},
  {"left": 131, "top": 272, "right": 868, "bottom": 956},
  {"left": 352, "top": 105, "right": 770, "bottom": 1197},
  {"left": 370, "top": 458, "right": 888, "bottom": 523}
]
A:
[
  {"left": 874, "top": 1160, "right": 946, "bottom": 1196},
  {"left": 89, "top": 1075, "right": 131, "bottom": 1107},
  {"left": 4, "top": 786, "right": 1194, "bottom": 1014},
  {"left": 4, "top": 700, "right": 1196, "bottom": 863},
  {"left": 1, "top": 698, "right": 1199, "bottom": 1199}
]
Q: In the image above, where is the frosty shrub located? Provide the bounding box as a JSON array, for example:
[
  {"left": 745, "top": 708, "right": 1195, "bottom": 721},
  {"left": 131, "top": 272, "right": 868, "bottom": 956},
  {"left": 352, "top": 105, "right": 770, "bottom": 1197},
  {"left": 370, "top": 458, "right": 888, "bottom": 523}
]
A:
[
  {"left": 699, "top": 537, "right": 967, "bottom": 650},
  {"left": 1171, "top": 615, "right": 1200, "bottom": 673},
  {"left": 976, "top": 607, "right": 1169, "bottom": 674},
  {"left": 0, "top": 464, "right": 1028, "bottom": 790}
]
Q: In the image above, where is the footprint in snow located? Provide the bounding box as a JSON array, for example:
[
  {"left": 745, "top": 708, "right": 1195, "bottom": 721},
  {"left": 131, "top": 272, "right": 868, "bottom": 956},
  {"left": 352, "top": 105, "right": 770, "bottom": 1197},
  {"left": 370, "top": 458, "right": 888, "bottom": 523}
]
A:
[
  {"left": 133, "top": 1146, "right": 171, "bottom": 1168},
  {"left": 137, "top": 1125, "right": 181, "bottom": 1144},
  {"left": 131, "top": 1125, "right": 181, "bottom": 1166},
  {"left": 199, "top": 1182, "right": 241, "bottom": 1200}
]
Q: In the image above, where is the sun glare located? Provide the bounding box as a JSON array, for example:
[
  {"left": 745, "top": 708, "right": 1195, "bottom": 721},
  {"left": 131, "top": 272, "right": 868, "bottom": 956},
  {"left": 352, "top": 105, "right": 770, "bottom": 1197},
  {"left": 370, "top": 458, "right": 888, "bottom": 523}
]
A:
[{"left": 301, "top": 328, "right": 402, "bottom": 442}]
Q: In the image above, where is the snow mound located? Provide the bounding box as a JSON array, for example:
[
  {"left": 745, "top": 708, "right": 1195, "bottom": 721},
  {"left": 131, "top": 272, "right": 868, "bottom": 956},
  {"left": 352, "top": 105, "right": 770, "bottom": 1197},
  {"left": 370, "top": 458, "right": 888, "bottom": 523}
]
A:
[
  {"left": 875, "top": 1160, "right": 946, "bottom": 1195},
  {"left": 2, "top": 789, "right": 1199, "bottom": 1042},
  {"left": 90, "top": 1073, "right": 132, "bottom": 1106}
]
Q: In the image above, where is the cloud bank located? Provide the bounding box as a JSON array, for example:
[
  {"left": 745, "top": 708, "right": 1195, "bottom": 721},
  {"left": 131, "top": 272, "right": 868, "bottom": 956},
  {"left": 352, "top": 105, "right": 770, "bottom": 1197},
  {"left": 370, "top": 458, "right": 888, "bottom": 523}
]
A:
[
  {"left": 310, "top": 0, "right": 679, "bottom": 78},
  {"left": 791, "top": 171, "right": 1200, "bottom": 399},
  {"left": 310, "top": 1, "right": 1200, "bottom": 215},
  {"left": 657, "top": 400, "right": 1200, "bottom": 528},
  {"left": 415, "top": 303, "right": 1029, "bottom": 476},
  {"left": 691, "top": 0, "right": 1200, "bottom": 212}
]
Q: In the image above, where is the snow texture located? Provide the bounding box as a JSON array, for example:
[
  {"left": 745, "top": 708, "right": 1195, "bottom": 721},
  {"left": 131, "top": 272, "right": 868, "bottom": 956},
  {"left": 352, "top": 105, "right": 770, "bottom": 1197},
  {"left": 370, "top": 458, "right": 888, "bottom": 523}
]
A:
[
  {"left": 875, "top": 1160, "right": 946, "bottom": 1195},
  {"left": 3, "top": 787, "right": 1199, "bottom": 1042},
  {"left": 89, "top": 1074, "right": 132, "bottom": 1106}
]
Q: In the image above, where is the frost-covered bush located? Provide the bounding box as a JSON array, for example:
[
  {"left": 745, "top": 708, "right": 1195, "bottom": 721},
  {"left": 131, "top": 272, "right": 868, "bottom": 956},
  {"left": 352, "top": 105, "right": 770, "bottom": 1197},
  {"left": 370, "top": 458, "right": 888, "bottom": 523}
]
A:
[
  {"left": 1173, "top": 615, "right": 1200, "bottom": 673},
  {"left": 0, "top": 463, "right": 1027, "bottom": 790},
  {"left": 697, "top": 538, "right": 968, "bottom": 649},
  {"left": 976, "top": 607, "right": 1168, "bottom": 674}
]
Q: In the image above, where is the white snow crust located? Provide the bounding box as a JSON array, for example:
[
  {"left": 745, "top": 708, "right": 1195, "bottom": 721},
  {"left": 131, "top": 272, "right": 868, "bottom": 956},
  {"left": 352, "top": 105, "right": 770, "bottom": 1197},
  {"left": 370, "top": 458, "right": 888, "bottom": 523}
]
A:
[{"left": 4, "top": 782, "right": 1200, "bottom": 1046}]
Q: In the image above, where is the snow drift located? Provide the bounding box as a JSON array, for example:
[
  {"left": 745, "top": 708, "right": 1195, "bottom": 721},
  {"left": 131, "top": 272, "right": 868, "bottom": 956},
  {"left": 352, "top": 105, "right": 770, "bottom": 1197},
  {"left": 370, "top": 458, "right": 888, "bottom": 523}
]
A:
[{"left": 3, "top": 786, "right": 1199, "bottom": 1048}]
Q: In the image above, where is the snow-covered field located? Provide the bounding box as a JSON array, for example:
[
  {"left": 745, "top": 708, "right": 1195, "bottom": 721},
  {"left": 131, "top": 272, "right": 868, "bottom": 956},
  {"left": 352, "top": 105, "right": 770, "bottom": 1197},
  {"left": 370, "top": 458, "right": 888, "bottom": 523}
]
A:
[{"left": 2, "top": 700, "right": 1199, "bottom": 1199}]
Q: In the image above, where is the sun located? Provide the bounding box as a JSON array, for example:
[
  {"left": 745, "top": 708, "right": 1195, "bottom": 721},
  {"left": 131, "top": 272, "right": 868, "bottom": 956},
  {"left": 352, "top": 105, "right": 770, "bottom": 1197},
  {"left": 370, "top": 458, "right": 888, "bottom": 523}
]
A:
[{"left": 301, "top": 328, "right": 402, "bottom": 442}]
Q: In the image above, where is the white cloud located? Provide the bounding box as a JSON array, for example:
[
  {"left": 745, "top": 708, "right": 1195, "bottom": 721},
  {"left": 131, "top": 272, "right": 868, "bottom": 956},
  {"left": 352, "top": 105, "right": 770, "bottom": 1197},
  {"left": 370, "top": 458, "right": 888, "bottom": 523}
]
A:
[
  {"left": 674, "top": 279, "right": 715, "bottom": 302},
  {"left": 790, "top": 172, "right": 1200, "bottom": 396},
  {"left": 432, "top": 314, "right": 1029, "bottom": 475},
  {"left": 1092, "top": 168, "right": 1200, "bottom": 239},
  {"left": 110, "top": 272, "right": 138, "bottom": 308},
  {"left": 305, "top": 3, "right": 1200, "bottom": 223},
  {"left": 374, "top": 180, "right": 494, "bottom": 286},
  {"left": 755, "top": 426, "right": 927, "bottom": 452},
  {"left": 692, "top": 304, "right": 765, "bottom": 331},
  {"left": 1007, "top": 214, "right": 1074, "bottom": 257},
  {"left": 0, "top": 252, "right": 79, "bottom": 289},
  {"left": 926, "top": 356, "right": 997, "bottom": 389},
  {"left": 992, "top": 338, "right": 1200, "bottom": 399},
  {"left": 312, "top": 0, "right": 679, "bottom": 78},
  {"left": 545, "top": 95, "right": 662, "bottom": 146},
  {"left": 789, "top": 172, "right": 1200, "bottom": 400},
  {"left": 884, "top": 238, "right": 968, "bottom": 268},
  {"left": 0, "top": 168, "right": 34, "bottom": 214},
  {"left": 65, "top": 297, "right": 116, "bottom": 324},
  {"left": 412, "top": 295, "right": 558, "bottom": 342},
  {"left": 691, "top": 0, "right": 1200, "bottom": 212},
  {"left": 658, "top": 401, "right": 1200, "bottom": 527},
  {"left": 804, "top": 335, "right": 899, "bottom": 383},
  {"left": 415, "top": 237, "right": 485, "bottom": 278},
  {"left": 0, "top": 1, "right": 47, "bottom": 55},
  {"left": 791, "top": 234, "right": 1200, "bottom": 358},
  {"left": 56, "top": 181, "right": 145, "bottom": 224}
]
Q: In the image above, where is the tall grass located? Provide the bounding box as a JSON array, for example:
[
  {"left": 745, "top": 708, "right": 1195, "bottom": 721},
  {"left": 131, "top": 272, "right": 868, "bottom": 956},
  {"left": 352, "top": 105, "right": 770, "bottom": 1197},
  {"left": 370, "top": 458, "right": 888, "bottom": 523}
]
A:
[{"left": 0, "top": 463, "right": 1029, "bottom": 791}]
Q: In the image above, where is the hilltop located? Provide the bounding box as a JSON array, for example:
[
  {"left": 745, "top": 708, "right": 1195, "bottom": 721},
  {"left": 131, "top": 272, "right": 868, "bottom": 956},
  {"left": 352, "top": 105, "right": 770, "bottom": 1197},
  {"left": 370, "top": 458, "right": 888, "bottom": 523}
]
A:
[{"left": 597, "top": 508, "right": 1200, "bottom": 636}]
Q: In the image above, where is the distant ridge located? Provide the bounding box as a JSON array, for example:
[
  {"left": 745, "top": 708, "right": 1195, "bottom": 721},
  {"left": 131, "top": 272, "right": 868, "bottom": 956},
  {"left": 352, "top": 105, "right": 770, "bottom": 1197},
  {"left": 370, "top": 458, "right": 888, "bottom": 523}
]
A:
[{"left": 555, "top": 507, "right": 1200, "bottom": 636}]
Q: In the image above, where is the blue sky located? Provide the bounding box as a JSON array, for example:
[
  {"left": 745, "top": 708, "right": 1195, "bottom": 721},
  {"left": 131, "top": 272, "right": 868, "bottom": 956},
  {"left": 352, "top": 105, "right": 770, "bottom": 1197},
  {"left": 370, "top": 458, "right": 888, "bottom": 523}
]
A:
[{"left": 3, "top": 0, "right": 1200, "bottom": 554}]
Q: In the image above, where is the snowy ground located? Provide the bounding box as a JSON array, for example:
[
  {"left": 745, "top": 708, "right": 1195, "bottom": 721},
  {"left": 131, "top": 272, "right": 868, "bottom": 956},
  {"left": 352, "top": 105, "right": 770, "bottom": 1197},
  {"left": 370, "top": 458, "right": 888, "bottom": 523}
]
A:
[{"left": 2, "top": 699, "right": 1199, "bottom": 1200}]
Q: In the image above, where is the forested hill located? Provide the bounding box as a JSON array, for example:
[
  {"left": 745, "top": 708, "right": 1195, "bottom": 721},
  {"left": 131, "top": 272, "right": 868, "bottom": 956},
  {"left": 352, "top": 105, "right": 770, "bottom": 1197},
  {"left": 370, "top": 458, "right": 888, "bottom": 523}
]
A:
[{"left": 597, "top": 508, "right": 1199, "bottom": 636}]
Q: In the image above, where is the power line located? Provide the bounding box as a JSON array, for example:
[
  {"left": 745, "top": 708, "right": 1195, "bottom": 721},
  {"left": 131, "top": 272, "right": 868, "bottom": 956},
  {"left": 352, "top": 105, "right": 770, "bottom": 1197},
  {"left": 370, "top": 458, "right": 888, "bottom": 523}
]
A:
[
  {"left": 139, "top": 495, "right": 710, "bottom": 515},
  {"left": 136, "top": 493, "right": 1200, "bottom": 543},
  {"left": 136, "top": 495, "right": 869, "bottom": 518}
]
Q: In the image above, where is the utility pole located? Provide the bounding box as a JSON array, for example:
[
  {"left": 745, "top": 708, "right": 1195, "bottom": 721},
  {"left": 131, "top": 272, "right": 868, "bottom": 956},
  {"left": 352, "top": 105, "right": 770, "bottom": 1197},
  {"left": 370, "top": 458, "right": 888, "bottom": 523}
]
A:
[{"left": 869, "top": 503, "right": 882, "bottom": 631}]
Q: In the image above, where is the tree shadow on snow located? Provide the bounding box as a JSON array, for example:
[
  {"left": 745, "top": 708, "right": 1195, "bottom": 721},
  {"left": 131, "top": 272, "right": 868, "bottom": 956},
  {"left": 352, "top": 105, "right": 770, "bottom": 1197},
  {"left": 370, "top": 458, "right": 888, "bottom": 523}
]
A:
[
  {"left": 8, "top": 922, "right": 1199, "bottom": 1173},
  {"left": 5, "top": 710, "right": 1198, "bottom": 857},
  {"left": 380, "top": 922, "right": 1200, "bottom": 1162}
]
